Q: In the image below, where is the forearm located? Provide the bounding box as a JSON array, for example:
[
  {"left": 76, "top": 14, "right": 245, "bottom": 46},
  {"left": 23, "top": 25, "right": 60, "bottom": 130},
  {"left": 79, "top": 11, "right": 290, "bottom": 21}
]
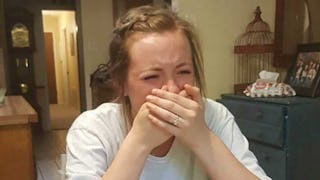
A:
[
  {"left": 192, "top": 131, "right": 258, "bottom": 180},
  {"left": 102, "top": 131, "right": 151, "bottom": 180}
]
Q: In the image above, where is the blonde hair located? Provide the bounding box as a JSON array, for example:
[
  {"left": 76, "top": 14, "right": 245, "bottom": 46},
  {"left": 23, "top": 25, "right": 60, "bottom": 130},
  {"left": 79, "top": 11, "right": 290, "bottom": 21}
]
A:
[{"left": 107, "top": 5, "right": 206, "bottom": 130}]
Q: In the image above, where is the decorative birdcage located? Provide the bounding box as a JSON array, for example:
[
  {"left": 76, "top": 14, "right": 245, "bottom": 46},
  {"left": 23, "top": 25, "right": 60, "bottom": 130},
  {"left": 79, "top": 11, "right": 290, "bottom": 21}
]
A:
[{"left": 234, "top": 6, "right": 276, "bottom": 93}]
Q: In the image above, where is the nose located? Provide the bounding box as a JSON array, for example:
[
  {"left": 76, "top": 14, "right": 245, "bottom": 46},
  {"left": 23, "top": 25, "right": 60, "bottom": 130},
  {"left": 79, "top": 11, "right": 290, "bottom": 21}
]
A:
[{"left": 166, "top": 79, "right": 180, "bottom": 94}]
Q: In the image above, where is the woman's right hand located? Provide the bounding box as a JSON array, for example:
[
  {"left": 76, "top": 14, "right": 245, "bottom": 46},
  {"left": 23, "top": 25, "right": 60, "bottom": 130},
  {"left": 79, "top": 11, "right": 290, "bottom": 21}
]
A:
[
  {"left": 102, "top": 102, "right": 172, "bottom": 180},
  {"left": 128, "top": 102, "right": 173, "bottom": 151}
]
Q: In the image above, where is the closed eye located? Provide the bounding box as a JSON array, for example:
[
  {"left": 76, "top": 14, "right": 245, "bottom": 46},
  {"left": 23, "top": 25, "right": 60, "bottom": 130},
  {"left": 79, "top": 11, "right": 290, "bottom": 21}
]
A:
[
  {"left": 143, "top": 75, "right": 159, "bottom": 80},
  {"left": 178, "top": 70, "right": 191, "bottom": 74}
]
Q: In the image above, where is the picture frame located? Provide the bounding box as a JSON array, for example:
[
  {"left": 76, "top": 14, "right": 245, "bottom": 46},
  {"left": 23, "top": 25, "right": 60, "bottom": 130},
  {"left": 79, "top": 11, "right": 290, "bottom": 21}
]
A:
[{"left": 285, "top": 43, "right": 320, "bottom": 97}]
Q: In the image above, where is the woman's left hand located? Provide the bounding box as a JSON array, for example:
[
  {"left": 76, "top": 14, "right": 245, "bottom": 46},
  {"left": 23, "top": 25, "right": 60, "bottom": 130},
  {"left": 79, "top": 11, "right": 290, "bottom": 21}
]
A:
[{"left": 146, "top": 84, "right": 210, "bottom": 150}]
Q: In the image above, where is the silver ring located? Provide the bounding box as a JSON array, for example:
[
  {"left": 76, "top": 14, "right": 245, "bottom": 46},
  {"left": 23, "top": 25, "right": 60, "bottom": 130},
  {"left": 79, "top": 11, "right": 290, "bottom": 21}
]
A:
[{"left": 173, "top": 114, "right": 179, "bottom": 126}]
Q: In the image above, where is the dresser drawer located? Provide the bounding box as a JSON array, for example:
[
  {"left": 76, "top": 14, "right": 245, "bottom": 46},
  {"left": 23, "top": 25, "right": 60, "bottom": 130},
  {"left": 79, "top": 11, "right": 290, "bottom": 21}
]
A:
[
  {"left": 220, "top": 99, "right": 285, "bottom": 126},
  {"left": 249, "top": 141, "right": 286, "bottom": 180},
  {"left": 237, "top": 119, "right": 284, "bottom": 147}
]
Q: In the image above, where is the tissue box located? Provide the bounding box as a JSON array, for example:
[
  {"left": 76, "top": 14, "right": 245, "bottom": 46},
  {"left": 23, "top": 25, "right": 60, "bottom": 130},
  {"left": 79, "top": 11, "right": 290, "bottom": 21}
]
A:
[
  {"left": 243, "top": 81, "right": 296, "bottom": 97},
  {"left": 234, "top": 83, "right": 253, "bottom": 95}
]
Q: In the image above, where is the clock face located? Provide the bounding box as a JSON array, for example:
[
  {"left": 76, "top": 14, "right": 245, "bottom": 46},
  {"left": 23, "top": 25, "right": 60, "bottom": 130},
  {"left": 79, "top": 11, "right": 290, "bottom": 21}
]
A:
[{"left": 11, "top": 23, "right": 30, "bottom": 48}]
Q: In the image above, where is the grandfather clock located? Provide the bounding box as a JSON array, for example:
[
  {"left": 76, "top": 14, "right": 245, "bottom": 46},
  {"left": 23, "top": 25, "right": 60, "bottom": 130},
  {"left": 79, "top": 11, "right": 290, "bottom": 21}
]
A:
[{"left": 5, "top": 7, "right": 38, "bottom": 110}]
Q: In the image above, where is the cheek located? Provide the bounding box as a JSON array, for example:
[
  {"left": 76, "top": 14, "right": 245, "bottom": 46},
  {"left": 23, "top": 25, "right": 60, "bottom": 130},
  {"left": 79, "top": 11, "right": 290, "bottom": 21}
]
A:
[
  {"left": 127, "top": 81, "right": 159, "bottom": 116},
  {"left": 177, "top": 75, "right": 195, "bottom": 87}
]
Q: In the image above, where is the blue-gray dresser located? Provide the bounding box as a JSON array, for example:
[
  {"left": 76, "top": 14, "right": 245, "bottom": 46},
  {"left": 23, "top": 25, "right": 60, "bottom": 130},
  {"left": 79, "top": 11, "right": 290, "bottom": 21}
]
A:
[{"left": 217, "top": 94, "right": 320, "bottom": 180}]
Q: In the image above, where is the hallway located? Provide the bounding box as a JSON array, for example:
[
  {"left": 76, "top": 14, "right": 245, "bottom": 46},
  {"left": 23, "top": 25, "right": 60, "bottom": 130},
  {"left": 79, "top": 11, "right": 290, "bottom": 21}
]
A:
[
  {"left": 33, "top": 128, "right": 67, "bottom": 180},
  {"left": 33, "top": 103, "right": 79, "bottom": 179}
]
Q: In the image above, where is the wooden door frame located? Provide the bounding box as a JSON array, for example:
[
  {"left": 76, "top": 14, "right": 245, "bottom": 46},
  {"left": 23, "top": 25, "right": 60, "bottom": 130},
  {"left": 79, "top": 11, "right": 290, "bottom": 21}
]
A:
[
  {"left": 75, "top": 1, "right": 87, "bottom": 112},
  {"left": 44, "top": 32, "right": 58, "bottom": 104}
]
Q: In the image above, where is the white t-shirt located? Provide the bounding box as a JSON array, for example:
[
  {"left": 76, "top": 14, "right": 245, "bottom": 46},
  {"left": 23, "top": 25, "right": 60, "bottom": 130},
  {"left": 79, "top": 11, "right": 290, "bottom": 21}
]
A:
[{"left": 66, "top": 99, "right": 271, "bottom": 180}]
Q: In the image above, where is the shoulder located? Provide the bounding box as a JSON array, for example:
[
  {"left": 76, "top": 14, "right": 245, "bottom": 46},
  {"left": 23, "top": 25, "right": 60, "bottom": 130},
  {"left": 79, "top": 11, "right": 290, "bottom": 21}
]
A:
[
  {"left": 68, "top": 103, "right": 126, "bottom": 138},
  {"left": 203, "top": 98, "right": 234, "bottom": 134},
  {"left": 204, "top": 98, "right": 233, "bottom": 121},
  {"left": 66, "top": 103, "right": 126, "bottom": 170},
  {"left": 204, "top": 98, "right": 229, "bottom": 113}
]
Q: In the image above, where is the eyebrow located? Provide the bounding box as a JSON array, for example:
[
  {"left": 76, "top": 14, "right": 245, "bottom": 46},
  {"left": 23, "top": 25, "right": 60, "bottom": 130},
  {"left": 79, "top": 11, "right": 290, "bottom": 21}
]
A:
[
  {"left": 176, "top": 62, "right": 192, "bottom": 68},
  {"left": 141, "top": 62, "right": 192, "bottom": 72}
]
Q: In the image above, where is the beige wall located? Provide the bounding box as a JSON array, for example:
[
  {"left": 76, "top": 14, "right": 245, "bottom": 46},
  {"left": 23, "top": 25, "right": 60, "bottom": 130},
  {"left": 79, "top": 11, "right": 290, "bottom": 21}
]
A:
[
  {"left": 58, "top": 11, "right": 80, "bottom": 109},
  {"left": 80, "top": 0, "right": 113, "bottom": 109},
  {"left": 177, "top": 0, "right": 275, "bottom": 99}
]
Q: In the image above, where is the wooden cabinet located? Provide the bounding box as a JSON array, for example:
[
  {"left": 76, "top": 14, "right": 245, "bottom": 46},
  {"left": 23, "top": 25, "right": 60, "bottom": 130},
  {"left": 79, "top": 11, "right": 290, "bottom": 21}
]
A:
[
  {"left": 218, "top": 94, "right": 320, "bottom": 180},
  {"left": 0, "top": 96, "right": 38, "bottom": 180}
]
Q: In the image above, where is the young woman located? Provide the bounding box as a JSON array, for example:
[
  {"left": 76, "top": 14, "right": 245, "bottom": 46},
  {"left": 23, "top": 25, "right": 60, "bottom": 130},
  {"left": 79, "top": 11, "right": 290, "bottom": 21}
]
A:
[{"left": 66, "top": 5, "right": 270, "bottom": 180}]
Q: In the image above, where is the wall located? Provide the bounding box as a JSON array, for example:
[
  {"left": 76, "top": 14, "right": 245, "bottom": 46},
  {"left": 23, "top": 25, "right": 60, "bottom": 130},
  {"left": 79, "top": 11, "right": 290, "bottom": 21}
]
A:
[
  {"left": 80, "top": 0, "right": 113, "bottom": 109},
  {"left": 58, "top": 11, "right": 80, "bottom": 109},
  {"left": 177, "top": 0, "right": 275, "bottom": 99}
]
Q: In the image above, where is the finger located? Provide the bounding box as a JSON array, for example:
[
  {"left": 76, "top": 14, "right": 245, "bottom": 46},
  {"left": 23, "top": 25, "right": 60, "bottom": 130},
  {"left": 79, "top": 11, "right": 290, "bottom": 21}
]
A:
[
  {"left": 183, "top": 84, "right": 203, "bottom": 104},
  {"left": 148, "top": 114, "right": 179, "bottom": 135},
  {"left": 146, "top": 102, "right": 186, "bottom": 127},
  {"left": 179, "top": 89, "right": 192, "bottom": 99},
  {"left": 161, "top": 85, "right": 168, "bottom": 91},
  {"left": 151, "top": 88, "right": 196, "bottom": 109},
  {"left": 146, "top": 94, "right": 185, "bottom": 116}
]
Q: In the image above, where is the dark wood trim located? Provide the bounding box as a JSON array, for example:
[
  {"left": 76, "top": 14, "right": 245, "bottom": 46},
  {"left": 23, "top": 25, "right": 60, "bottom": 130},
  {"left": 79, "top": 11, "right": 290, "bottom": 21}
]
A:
[
  {"left": 274, "top": 0, "right": 295, "bottom": 68},
  {"left": 0, "top": 0, "right": 10, "bottom": 89},
  {"left": 273, "top": 0, "right": 285, "bottom": 67},
  {"left": 75, "top": 0, "right": 87, "bottom": 112}
]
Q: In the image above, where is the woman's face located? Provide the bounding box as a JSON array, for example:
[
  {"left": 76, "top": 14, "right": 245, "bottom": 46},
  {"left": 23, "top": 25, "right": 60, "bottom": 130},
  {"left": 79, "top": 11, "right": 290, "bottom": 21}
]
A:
[{"left": 125, "top": 30, "right": 195, "bottom": 119}]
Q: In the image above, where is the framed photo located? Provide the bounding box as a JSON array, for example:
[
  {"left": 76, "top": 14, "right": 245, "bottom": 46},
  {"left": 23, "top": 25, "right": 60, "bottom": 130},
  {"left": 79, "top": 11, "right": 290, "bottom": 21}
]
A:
[{"left": 285, "top": 43, "right": 320, "bottom": 97}]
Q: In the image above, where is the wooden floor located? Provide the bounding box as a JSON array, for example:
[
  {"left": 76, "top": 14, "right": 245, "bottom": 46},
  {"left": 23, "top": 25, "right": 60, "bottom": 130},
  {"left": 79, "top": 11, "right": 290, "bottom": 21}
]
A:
[{"left": 33, "top": 125, "right": 67, "bottom": 180}]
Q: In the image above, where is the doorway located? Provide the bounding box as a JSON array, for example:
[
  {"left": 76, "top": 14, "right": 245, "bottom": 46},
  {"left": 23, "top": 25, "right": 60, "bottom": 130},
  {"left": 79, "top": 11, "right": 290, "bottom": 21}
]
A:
[{"left": 42, "top": 10, "right": 80, "bottom": 130}]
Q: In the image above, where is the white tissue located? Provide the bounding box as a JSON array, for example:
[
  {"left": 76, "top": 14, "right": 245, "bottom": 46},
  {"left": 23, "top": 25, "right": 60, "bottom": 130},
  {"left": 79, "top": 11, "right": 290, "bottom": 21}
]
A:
[{"left": 258, "top": 70, "right": 279, "bottom": 83}]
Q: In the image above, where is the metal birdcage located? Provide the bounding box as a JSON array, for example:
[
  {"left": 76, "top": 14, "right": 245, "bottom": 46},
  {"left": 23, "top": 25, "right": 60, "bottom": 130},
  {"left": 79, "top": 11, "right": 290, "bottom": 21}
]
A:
[{"left": 234, "top": 6, "right": 276, "bottom": 93}]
